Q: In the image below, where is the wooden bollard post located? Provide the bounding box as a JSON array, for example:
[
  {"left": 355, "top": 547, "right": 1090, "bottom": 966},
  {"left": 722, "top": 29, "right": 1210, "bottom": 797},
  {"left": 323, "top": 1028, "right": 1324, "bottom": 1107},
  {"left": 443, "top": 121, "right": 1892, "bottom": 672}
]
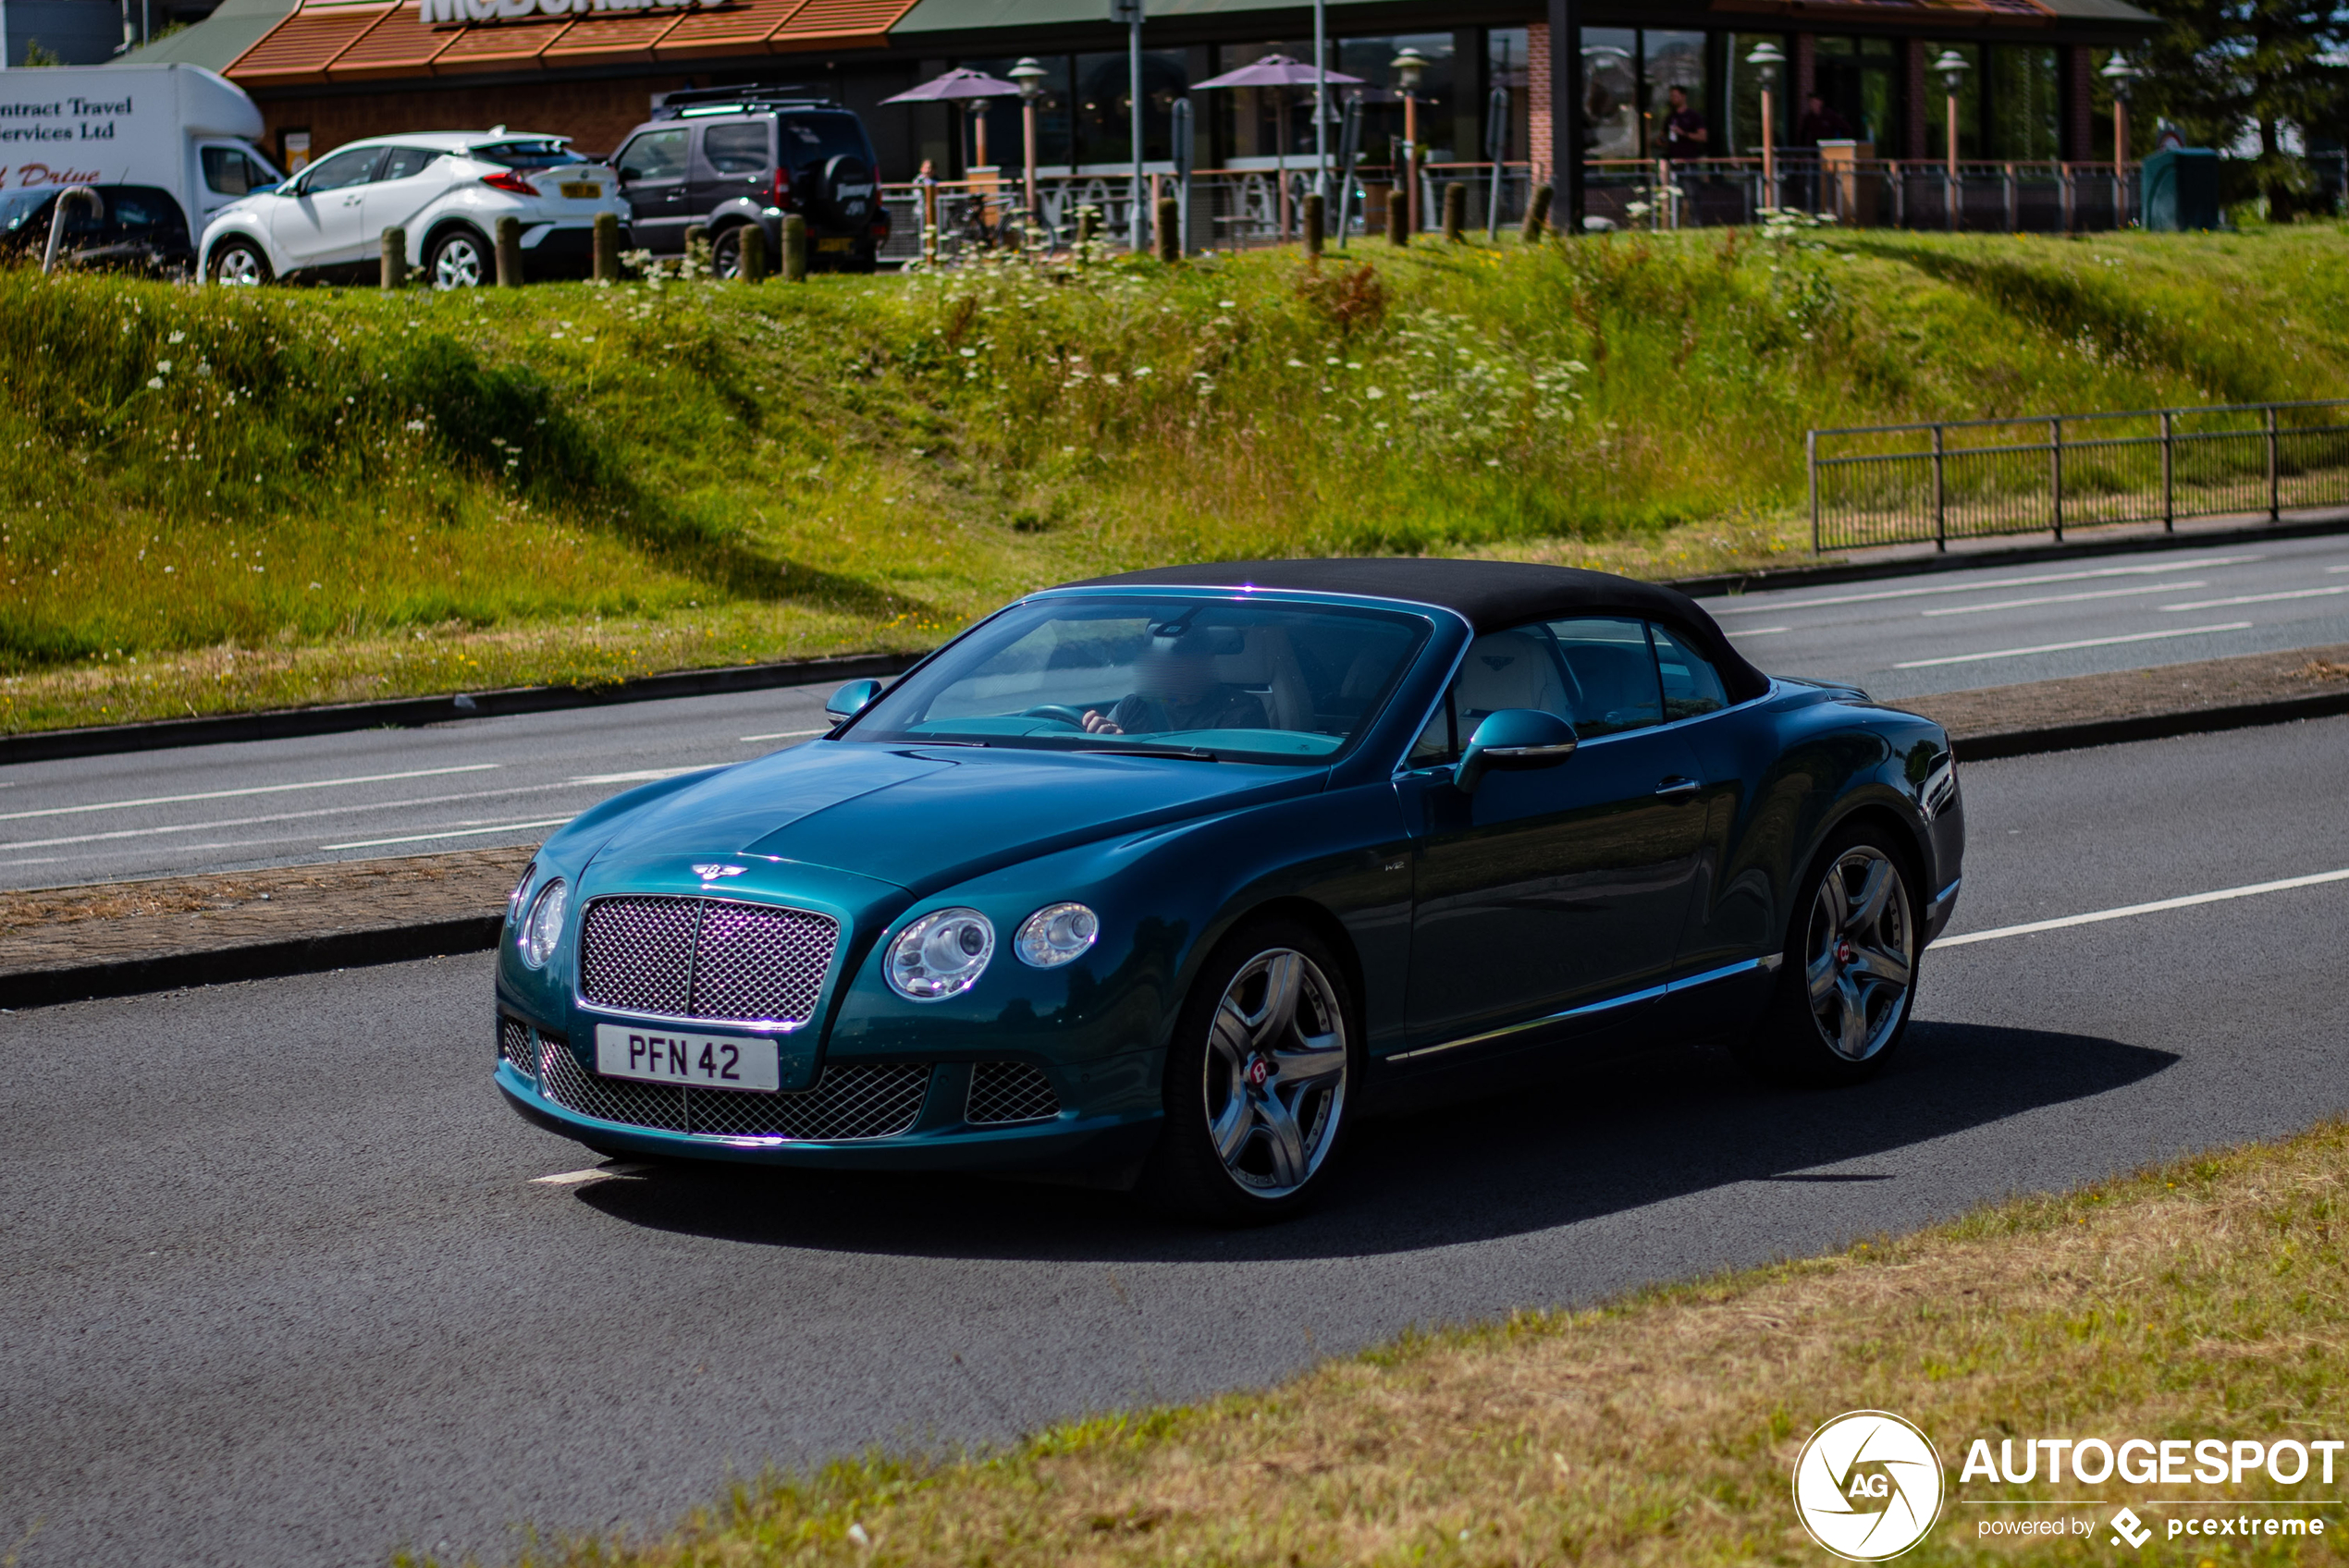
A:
[
  {"left": 738, "top": 223, "right": 767, "bottom": 283},
  {"left": 1303, "top": 192, "right": 1324, "bottom": 258},
  {"left": 1076, "top": 203, "right": 1099, "bottom": 265},
  {"left": 782, "top": 214, "right": 807, "bottom": 282},
  {"left": 592, "top": 212, "right": 621, "bottom": 282},
  {"left": 1443, "top": 181, "right": 1466, "bottom": 241},
  {"left": 1521, "top": 182, "right": 1553, "bottom": 242},
  {"left": 683, "top": 223, "right": 709, "bottom": 275},
  {"left": 1155, "top": 196, "right": 1178, "bottom": 261},
  {"left": 380, "top": 226, "right": 406, "bottom": 288},
  {"left": 1386, "top": 182, "right": 1408, "bottom": 247},
  {"left": 494, "top": 215, "right": 523, "bottom": 287}
]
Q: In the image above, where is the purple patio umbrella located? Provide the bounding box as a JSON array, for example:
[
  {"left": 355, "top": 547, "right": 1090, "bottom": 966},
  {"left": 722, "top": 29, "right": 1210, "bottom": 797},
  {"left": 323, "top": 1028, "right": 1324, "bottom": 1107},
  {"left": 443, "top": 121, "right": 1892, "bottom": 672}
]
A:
[
  {"left": 1191, "top": 55, "right": 1365, "bottom": 237},
  {"left": 885, "top": 68, "right": 1026, "bottom": 178},
  {"left": 881, "top": 67, "right": 1024, "bottom": 102}
]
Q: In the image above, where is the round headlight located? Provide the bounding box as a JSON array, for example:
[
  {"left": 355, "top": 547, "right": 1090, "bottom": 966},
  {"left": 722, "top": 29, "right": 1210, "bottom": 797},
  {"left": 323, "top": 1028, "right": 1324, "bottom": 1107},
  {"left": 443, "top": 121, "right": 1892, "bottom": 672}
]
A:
[
  {"left": 886, "top": 907, "right": 994, "bottom": 1000},
  {"left": 1015, "top": 901, "right": 1099, "bottom": 968},
  {"left": 520, "top": 878, "right": 568, "bottom": 969}
]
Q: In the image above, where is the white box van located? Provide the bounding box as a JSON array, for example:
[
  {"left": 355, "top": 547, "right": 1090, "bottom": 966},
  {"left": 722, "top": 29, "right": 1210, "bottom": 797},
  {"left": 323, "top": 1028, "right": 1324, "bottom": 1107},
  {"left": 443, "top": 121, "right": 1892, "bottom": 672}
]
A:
[{"left": 0, "top": 63, "right": 281, "bottom": 238}]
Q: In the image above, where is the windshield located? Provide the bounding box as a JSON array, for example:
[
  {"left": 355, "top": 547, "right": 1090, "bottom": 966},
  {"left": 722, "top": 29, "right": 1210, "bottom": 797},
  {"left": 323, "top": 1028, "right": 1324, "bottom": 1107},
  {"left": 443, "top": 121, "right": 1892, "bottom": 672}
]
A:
[{"left": 848, "top": 595, "right": 1431, "bottom": 765}]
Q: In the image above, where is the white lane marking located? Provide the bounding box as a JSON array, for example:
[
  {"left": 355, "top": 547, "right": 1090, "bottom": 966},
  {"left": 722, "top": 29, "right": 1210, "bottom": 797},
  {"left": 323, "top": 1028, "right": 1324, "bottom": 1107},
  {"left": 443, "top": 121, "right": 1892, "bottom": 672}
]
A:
[
  {"left": 740, "top": 728, "right": 828, "bottom": 742},
  {"left": 2159, "top": 584, "right": 2349, "bottom": 611},
  {"left": 1732, "top": 626, "right": 1794, "bottom": 637},
  {"left": 567, "top": 766, "right": 714, "bottom": 785},
  {"left": 322, "top": 817, "right": 574, "bottom": 851},
  {"left": 1704, "top": 557, "right": 2264, "bottom": 615},
  {"left": 1891, "top": 622, "right": 2251, "bottom": 668},
  {"left": 533, "top": 1162, "right": 653, "bottom": 1186},
  {"left": 1935, "top": 867, "right": 2349, "bottom": 949},
  {"left": 2331, "top": 565, "right": 2349, "bottom": 573},
  {"left": 0, "top": 765, "right": 499, "bottom": 823},
  {"left": 0, "top": 781, "right": 591, "bottom": 851},
  {"left": 1919, "top": 582, "right": 2203, "bottom": 617}
]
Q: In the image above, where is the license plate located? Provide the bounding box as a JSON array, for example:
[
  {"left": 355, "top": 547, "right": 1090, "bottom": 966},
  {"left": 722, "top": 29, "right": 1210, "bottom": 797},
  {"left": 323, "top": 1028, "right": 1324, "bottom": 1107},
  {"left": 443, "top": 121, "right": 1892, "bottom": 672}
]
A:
[
  {"left": 560, "top": 181, "right": 601, "bottom": 200},
  {"left": 816, "top": 237, "right": 855, "bottom": 252},
  {"left": 596, "top": 1023, "right": 777, "bottom": 1092}
]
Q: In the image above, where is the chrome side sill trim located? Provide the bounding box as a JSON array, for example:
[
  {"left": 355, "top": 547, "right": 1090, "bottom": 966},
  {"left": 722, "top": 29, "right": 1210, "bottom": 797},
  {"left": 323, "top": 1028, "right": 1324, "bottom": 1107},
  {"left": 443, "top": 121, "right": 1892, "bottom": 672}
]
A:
[
  {"left": 1927, "top": 876, "right": 1962, "bottom": 919},
  {"left": 1387, "top": 955, "right": 1780, "bottom": 1063}
]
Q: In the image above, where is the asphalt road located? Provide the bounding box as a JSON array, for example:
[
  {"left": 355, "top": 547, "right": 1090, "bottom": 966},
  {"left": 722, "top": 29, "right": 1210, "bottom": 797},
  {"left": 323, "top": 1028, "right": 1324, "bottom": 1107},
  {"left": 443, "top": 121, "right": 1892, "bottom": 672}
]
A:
[
  {"left": 6, "top": 716, "right": 2348, "bottom": 1568},
  {"left": 4, "top": 531, "right": 2347, "bottom": 893},
  {"left": 1690, "top": 529, "right": 2349, "bottom": 703}
]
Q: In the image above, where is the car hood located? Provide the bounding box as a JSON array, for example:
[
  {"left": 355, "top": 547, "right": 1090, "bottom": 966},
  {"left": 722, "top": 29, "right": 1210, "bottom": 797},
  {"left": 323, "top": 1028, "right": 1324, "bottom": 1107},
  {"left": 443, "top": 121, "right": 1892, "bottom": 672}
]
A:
[{"left": 587, "top": 741, "right": 1323, "bottom": 894}]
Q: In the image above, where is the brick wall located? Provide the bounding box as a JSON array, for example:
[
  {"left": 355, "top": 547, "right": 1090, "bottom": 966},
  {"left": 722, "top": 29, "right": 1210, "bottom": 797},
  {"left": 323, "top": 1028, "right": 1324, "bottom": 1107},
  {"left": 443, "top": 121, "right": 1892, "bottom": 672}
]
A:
[
  {"left": 1528, "top": 20, "right": 1550, "bottom": 185},
  {"left": 254, "top": 76, "right": 698, "bottom": 164}
]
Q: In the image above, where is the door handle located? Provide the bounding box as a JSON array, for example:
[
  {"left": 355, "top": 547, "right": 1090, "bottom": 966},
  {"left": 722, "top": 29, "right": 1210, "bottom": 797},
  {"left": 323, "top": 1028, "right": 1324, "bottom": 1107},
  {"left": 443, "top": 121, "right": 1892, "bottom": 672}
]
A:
[{"left": 1654, "top": 777, "right": 1702, "bottom": 802}]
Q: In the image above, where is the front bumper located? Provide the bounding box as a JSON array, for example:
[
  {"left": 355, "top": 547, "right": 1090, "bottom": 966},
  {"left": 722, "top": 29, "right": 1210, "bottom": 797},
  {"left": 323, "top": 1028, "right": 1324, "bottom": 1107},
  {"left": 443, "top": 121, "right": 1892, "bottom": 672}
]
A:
[{"left": 495, "top": 1019, "right": 1162, "bottom": 1172}]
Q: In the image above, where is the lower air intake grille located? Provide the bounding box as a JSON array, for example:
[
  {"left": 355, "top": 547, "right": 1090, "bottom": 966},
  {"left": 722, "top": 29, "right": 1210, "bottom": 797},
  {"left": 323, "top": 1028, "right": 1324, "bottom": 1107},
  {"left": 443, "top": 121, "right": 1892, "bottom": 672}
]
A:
[
  {"left": 537, "top": 1040, "right": 930, "bottom": 1142},
  {"left": 966, "top": 1061, "right": 1061, "bottom": 1125},
  {"left": 498, "top": 1015, "right": 536, "bottom": 1078}
]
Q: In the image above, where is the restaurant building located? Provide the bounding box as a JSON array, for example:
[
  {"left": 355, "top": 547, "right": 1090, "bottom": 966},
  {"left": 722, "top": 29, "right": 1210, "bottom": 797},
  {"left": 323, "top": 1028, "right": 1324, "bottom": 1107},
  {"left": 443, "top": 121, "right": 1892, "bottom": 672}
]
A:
[{"left": 131, "top": 0, "right": 2157, "bottom": 223}]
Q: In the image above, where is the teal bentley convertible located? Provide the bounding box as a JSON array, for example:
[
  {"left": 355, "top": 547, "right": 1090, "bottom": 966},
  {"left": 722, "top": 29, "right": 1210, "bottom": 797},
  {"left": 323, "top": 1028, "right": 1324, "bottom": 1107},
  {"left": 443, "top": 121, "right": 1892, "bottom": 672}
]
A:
[{"left": 495, "top": 559, "right": 1964, "bottom": 1222}]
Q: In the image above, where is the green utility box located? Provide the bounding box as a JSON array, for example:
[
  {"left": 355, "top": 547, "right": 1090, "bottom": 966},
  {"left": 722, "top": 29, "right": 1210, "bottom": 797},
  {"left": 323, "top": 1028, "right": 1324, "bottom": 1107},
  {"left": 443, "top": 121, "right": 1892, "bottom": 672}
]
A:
[{"left": 2141, "top": 147, "right": 2220, "bottom": 230}]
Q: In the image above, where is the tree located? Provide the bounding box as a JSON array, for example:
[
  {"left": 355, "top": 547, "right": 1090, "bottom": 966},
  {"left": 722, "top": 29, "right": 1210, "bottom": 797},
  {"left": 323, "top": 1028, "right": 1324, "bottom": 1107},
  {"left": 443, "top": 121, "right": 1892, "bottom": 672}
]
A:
[{"left": 2121, "top": 0, "right": 2349, "bottom": 214}]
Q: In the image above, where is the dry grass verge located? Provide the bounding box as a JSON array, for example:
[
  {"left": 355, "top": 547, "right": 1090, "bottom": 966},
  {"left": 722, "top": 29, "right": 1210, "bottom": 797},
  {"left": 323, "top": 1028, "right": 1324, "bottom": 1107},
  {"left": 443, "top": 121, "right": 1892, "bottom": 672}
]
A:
[{"left": 419, "top": 1121, "right": 2349, "bottom": 1567}]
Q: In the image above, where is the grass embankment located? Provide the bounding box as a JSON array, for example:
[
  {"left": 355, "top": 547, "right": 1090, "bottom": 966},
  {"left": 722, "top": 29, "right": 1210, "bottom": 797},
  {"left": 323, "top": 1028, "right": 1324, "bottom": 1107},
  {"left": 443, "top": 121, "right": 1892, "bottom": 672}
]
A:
[
  {"left": 5, "top": 226, "right": 2347, "bottom": 732},
  {"left": 419, "top": 1124, "right": 2349, "bottom": 1568}
]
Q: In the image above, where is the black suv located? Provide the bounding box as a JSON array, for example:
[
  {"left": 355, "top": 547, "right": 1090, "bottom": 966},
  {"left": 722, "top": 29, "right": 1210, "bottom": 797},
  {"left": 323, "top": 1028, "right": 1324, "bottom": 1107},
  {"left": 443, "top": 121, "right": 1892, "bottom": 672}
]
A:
[
  {"left": 0, "top": 184, "right": 194, "bottom": 276},
  {"left": 612, "top": 88, "right": 886, "bottom": 275}
]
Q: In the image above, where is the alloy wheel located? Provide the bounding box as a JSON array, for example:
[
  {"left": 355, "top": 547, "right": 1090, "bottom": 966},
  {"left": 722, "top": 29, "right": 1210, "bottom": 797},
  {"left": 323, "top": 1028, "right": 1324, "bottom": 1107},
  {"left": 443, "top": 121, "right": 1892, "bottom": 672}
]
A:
[
  {"left": 212, "top": 245, "right": 264, "bottom": 286},
  {"left": 1199, "top": 948, "right": 1348, "bottom": 1198},
  {"left": 433, "top": 237, "right": 485, "bottom": 288},
  {"left": 1804, "top": 845, "right": 1914, "bottom": 1061}
]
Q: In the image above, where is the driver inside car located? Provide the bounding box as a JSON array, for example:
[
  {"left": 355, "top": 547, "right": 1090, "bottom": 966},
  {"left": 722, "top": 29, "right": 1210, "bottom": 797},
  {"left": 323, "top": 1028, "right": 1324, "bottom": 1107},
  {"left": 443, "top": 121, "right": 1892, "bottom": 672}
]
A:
[{"left": 1082, "top": 628, "right": 1269, "bottom": 736}]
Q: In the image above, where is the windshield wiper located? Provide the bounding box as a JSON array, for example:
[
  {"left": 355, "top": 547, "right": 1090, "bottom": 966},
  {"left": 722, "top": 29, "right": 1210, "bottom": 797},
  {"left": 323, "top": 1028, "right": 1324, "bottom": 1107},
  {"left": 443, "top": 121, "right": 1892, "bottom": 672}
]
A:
[{"left": 1077, "top": 745, "right": 1222, "bottom": 762}]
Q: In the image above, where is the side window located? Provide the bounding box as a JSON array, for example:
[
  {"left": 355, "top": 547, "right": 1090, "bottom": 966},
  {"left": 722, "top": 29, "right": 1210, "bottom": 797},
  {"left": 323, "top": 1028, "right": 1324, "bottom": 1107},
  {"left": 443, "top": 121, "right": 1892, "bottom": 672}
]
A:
[
  {"left": 1452, "top": 624, "right": 1572, "bottom": 735},
  {"left": 1544, "top": 618, "right": 1663, "bottom": 738},
  {"left": 377, "top": 147, "right": 441, "bottom": 181},
  {"left": 203, "top": 146, "right": 258, "bottom": 195},
  {"left": 617, "top": 129, "right": 689, "bottom": 183},
  {"left": 703, "top": 122, "right": 769, "bottom": 175},
  {"left": 1650, "top": 623, "right": 1729, "bottom": 720},
  {"left": 301, "top": 146, "right": 383, "bottom": 193},
  {"left": 1408, "top": 700, "right": 1455, "bottom": 765}
]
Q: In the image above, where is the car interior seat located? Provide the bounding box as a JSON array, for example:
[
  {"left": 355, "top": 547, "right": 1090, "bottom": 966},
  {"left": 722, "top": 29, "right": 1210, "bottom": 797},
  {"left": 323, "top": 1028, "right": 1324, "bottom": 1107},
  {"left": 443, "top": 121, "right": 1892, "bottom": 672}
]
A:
[
  {"left": 1453, "top": 629, "right": 1571, "bottom": 728},
  {"left": 1211, "top": 628, "right": 1313, "bottom": 731}
]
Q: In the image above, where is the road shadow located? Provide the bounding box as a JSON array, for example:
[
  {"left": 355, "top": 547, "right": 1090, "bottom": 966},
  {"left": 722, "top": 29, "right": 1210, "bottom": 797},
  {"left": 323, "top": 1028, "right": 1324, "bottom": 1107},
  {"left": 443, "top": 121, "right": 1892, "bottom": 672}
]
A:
[{"left": 574, "top": 1020, "right": 2176, "bottom": 1262}]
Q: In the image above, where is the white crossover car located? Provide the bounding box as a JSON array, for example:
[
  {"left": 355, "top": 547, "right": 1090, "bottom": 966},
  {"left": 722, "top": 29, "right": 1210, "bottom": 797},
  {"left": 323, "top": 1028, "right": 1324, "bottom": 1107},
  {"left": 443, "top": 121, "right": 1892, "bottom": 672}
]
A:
[{"left": 199, "top": 130, "right": 630, "bottom": 287}]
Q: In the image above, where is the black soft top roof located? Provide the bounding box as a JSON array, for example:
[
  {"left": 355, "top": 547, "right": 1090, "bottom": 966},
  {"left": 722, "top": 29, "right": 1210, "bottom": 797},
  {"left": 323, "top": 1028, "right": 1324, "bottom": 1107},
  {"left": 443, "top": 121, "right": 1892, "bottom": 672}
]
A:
[{"left": 1066, "top": 557, "right": 1769, "bottom": 702}]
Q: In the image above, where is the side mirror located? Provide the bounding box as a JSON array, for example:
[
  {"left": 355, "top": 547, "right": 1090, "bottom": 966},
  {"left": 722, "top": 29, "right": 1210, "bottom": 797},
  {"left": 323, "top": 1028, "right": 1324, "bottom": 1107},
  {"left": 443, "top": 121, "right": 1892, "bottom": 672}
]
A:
[
  {"left": 825, "top": 678, "right": 884, "bottom": 722},
  {"left": 1455, "top": 708, "right": 1578, "bottom": 794}
]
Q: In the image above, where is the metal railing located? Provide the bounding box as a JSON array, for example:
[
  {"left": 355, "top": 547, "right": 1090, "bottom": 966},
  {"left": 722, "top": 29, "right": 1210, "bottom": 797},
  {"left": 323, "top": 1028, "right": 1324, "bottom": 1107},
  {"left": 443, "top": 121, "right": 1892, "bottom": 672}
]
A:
[
  {"left": 1808, "top": 400, "right": 2349, "bottom": 552},
  {"left": 1586, "top": 157, "right": 2143, "bottom": 234},
  {"left": 879, "top": 164, "right": 1538, "bottom": 266}
]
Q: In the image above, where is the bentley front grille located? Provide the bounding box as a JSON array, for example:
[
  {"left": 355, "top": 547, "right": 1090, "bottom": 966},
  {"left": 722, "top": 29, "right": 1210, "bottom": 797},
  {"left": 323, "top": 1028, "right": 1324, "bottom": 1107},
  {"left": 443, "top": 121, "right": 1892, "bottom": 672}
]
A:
[
  {"left": 579, "top": 895, "right": 838, "bottom": 1026},
  {"left": 536, "top": 1038, "right": 931, "bottom": 1142},
  {"left": 965, "top": 1061, "right": 1061, "bottom": 1125}
]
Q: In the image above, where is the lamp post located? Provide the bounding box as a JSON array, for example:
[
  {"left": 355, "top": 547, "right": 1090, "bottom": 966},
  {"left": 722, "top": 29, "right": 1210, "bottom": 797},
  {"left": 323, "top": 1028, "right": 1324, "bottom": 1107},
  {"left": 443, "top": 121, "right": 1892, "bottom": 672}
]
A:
[
  {"left": 1010, "top": 56, "right": 1047, "bottom": 227},
  {"left": 2100, "top": 52, "right": 2138, "bottom": 221},
  {"left": 1744, "top": 40, "right": 1783, "bottom": 213},
  {"left": 1933, "top": 47, "right": 1970, "bottom": 229},
  {"left": 1392, "top": 46, "right": 1428, "bottom": 239},
  {"left": 1112, "top": 0, "right": 1146, "bottom": 251}
]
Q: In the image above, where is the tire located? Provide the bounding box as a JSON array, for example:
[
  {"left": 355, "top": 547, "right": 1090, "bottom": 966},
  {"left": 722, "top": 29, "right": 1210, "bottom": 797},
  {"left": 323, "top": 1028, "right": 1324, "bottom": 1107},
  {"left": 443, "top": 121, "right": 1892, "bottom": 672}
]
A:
[
  {"left": 1734, "top": 823, "right": 1922, "bottom": 1087},
  {"left": 709, "top": 223, "right": 745, "bottom": 280},
  {"left": 1138, "top": 918, "right": 1359, "bottom": 1224},
  {"left": 427, "top": 227, "right": 489, "bottom": 289},
  {"left": 208, "top": 237, "right": 270, "bottom": 286}
]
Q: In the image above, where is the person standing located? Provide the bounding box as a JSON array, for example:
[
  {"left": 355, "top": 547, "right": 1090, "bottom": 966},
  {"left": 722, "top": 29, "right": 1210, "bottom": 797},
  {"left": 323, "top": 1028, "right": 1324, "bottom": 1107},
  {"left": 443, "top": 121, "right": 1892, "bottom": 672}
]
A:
[{"left": 1662, "top": 83, "right": 1710, "bottom": 162}]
